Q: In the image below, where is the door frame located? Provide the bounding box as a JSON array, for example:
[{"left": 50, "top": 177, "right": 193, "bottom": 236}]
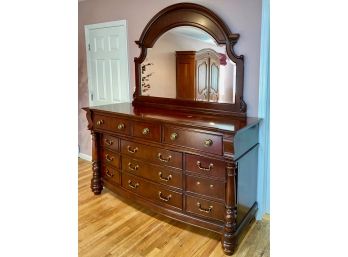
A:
[
  {"left": 257, "top": 0, "right": 270, "bottom": 220},
  {"left": 84, "top": 20, "right": 130, "bottom": 106}
]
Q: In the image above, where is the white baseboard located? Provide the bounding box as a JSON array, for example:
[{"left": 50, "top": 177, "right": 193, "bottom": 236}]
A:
[{"left": 78, "top": 153, "right": 92, "bottom": 161}]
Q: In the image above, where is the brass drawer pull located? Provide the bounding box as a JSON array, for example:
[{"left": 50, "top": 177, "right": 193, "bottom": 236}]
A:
[
  {"left": 105, "top": 154, "right": 114, "bottom": 162},
  {"left": 127, "top": 145, "right": 138, "bottom": 154},
  {"left": 196, "top": 161, "right": 214, "bottom": 171},
  {"left": 96, "top": 120, "right": 104, "bottom": 126},
  {"left": 203, "top": 139, "right": 213, "bottom": 147},
  {"left": 158, "top": 153, "right": 172, "bottom": 162},
  {"left": 142, "top": 127, "right": 150, "bottom": 135},
  {"left": 105, "top": 169, "right": 113, "bottom": 177},
  {"left": 104, "top": 138, "right": 113, "bottom": 145},
  {"left": 128, "top": 162, "right": 139, "bottom": 171},
  {"left": 197, "top": 202, "right": 213, "bottom": 213},
  {"left": 158, "top": 191, "right": 172, "bottom": 202},
  {"left": 128, "top": 180, "right": 139, "bottom": 189},
  {"left": 170, "top": 132, "right": 178, "bottom": 141},
  {"left": 117, "top": 123, "right": 125, "bottom": 130},
  {"left": 158, "top": 172, "right": 172, "bottom": 182}
]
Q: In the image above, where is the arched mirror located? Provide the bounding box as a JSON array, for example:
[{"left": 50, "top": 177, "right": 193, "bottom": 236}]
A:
[
  {"left": 133, "top": 3, "right": 246, "bottom": 117},
  {"left": 141, "top": 26, "right": 237, "bottom": 104}
]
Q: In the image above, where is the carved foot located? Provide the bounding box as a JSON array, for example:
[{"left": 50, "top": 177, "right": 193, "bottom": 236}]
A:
[
  {"left": 91, "top": 161, "right": 103, "bottom": 195},
  {"left": 221, "top": 235, "right": 237, "bottom": 255}
]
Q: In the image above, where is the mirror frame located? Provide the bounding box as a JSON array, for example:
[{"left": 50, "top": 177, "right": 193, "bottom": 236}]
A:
[{"left": 133, "top": 3, "right": 246, "bottom": 117}]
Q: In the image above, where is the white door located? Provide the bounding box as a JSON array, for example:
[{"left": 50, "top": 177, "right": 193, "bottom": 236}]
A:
[{"left": 85, "top": 20, "right": 130, "bottom": 106}]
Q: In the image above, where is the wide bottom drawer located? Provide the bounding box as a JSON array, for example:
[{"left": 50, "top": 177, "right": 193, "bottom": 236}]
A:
[
  {"left": 185, "top": 195, "right": 225, "bottom": 222},
  {"left": 121, "top": 172, "right": 183, "bottom": 210}
]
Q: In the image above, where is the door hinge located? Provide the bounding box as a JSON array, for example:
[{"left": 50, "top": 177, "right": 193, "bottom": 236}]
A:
[
  {"left": 88, "top": 43, "right": 91, "bottom": 51},
  {"left": 91, "top": 93, "right": 94, "bottom": 101}
]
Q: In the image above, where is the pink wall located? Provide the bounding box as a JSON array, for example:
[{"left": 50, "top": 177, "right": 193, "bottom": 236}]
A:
[{"left": 78, "top": 0, "right": 262, "bottom": 156}]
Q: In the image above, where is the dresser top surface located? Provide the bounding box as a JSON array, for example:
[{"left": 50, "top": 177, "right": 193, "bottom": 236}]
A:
[{"left": 87, "top": 103, "right": 260, "bottom": 133}]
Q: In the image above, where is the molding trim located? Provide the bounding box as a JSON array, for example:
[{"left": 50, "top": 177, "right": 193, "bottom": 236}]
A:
[{"left": 78, "top": 153, "right": 92, "bottom": 161}]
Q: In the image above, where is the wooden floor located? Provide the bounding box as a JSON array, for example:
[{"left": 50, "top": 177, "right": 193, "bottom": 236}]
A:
[{"left": 78, "top": 158, "right": 270, "bottom": 257}]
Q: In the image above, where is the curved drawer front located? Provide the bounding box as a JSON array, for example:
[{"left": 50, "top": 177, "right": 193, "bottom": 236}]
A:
[
  {"left": 185, "top": 154, "right": 226, "bottom": 179},
  {"left": 163, "top": 125, "right": 223, "bottom": 155},
  {"left": 133, "top": 121, "right": 161, "bottom": 142},
  {"left": 94, "top": 114, "right": 131, "bottom": 135},
  {"left": 102, "top": 149, "right": 120, "bottom": 168},
  {"left": 121, "top": 140, "right": 182, "bottom": 169},
  {"left": 185, "top": 195, "right": 225, "bottom": 222},
  {"left": 101, "top": 134, "right": 119, "bottom": 152},
  {"left": 122, "top": 156, "right": 183, "bottom": 189},
  {"left": 121, "top": 172, "right": 182, "bottom": 210},
  {"left": 186, "top": 174, "right": 225, "bottom": 200},
  {"left": 101, "top": 165, "right": 120, "bottom": 185}
]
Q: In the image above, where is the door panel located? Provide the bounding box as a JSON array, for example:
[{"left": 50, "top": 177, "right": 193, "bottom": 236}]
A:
[{"left": 85, "top": 21, "right": 130, "bottom": 106}]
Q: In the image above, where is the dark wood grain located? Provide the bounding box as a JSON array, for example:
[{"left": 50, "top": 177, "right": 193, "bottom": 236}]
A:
[
  {"left": 121, "top": 155, "right": 183, "bottom": 189},
  {"left": 121, "top": 139, "right": 183, "bottom": 169},
  {"left": 121, "top": 172, "right": 183, "bottom": 210},
  {"left": 101, "top": 134, "right": 119, "bottom": 152}
]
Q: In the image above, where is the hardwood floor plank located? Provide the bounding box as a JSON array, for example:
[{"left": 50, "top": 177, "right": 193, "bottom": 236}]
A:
[{"left": 78, "top": 158, "right": 270, "bottom": 257}]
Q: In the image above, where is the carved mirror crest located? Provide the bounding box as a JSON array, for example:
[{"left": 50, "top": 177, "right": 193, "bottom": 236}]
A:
[{"left": 133, "top": 3, "right": 246, "bottom": 117}]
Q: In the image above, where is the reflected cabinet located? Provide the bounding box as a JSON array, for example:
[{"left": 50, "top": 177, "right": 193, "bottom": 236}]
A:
[
  {"left": 84, "top": 3, "right": 260, "bottom": 255},
  {"left": 176, "top": 49, "right": 220, "bottom": 102}
]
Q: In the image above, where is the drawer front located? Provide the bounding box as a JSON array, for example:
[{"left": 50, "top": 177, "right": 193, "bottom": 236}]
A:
[
  {"left": 185, "top": 195, "right": 225, "bottom": 222},
  {"left": 94, "top": 114, "right": 131, "bottom": 135},
  {"left": 163, "top": 126, "right": 223, "bottom": 155},
  {"left": 102, "top": 149, "right": 120, "bottom": 168},
  {"left": 185, "top": 154, "right": 226, "bottom": 179},
  {"left": 122, "top": 156, "right": 182, "bottom": 189},
  {"left": 121, "top": 140, "right": 182, "bottom": 168},
  {"left": 101, "top": 165, "right": 120, "bottom": 185},
  {"left": 101, "top": 134, "right": 119, "bottom": 152},
  {"left": 94, "top": 114, "right": 112, "bottom": 131},
  {"left": 121, "top": 172, "right": 182, "bottom": 210},
  {"left": 186, "top": 175, "right": 225, "bottom": 200},
  {"left": 133, "top": 121, "right": 161, "bottom": 142}
]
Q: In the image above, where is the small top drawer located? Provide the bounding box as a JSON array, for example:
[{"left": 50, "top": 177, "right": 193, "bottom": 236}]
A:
[
  {"left": 101, "top": 134, "right": 119, "bottom": 152},
  {"left": 94, "top": 114, "right": 131, "bottom": 135},
  {"left": 133, "top": 121, "right": 161, "bottom": 142},
  {"left": 163, "top": 125, "right": 223, "bottom": 155},
  {"left": 185, "top": 154, "right": 226, "bottom": 179}
]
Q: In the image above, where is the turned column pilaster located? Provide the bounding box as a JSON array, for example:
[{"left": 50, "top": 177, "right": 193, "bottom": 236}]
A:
[
  {"left": 90, "top": 131, "right": 103, "bottom": 195},
  {"left": 222, "top": 162, "right": 238, "bottom": 255}
]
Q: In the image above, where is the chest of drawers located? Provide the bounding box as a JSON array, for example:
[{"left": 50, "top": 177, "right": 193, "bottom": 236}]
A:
[{"left": 84, "top": 103, "right": 259, "bottom": 255}]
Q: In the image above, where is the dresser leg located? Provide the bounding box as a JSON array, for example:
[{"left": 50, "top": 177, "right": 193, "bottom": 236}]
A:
[
  {"left": 222, "top": 162, "right": 238, "bottom": 255},
  {"left": 90, "top": 131, "right": 103, "bottom": 195},
  {"left": 91, "top": 161, "right": 103, "bottom": 195},
  {"left": 221, "top": 207, "right": 237, "bottom": 255}
]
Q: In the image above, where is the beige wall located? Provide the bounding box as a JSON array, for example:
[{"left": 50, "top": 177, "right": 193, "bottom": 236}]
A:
[{"left": 78, "top": 0, "right": 262, "bottom": 156}]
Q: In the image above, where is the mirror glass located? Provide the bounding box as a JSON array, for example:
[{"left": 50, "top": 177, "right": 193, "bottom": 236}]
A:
[{"left": 140, "top": 26, "right": 236, "bottom": 104}]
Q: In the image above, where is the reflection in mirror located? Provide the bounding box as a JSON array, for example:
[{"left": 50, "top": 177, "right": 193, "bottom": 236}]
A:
[{"left": 141, "top": 26, "right": 236, "bottom": 104}]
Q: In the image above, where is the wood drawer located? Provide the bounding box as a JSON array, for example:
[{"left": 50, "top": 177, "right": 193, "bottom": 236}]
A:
[
  {"left": 94, "top": 114, "right": 131, "bottom": 135},
  {"left": 102, "top": 149, "right": 120, "bottom": 168},
  {"left": 122, "top": 172, "right": 182, "bottom": 210},
  {"left": 185, "top": 195, "right": 225, "bottom": 222},
  {"left": 101, "top": 165, "right": 120, "bottom": 185},
  {"left": 133, "top": 121, "right": 161, "bottom": 142},
  {"left": 163, "top": 125, "right": 223, "bottom": 155},
  {"left": 122, "top": 156, "right": 182, "bottom": 189},
  {"left": 185, "top": 154, "right": 226, "bottom": 179},
  {"left": 121, "top": 140, "right": 182, "bottom": 169},
  {"left": 101, "top": 134, "right": 119, "bottom": 152},
  {"left": 186, "top": 174, "right": 225, "bottom": 200}
]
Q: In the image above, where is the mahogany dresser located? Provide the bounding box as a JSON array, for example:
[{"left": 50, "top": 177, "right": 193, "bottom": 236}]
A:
[{"left": 83, "top": 3, "right": 260, "bottom": 255}]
